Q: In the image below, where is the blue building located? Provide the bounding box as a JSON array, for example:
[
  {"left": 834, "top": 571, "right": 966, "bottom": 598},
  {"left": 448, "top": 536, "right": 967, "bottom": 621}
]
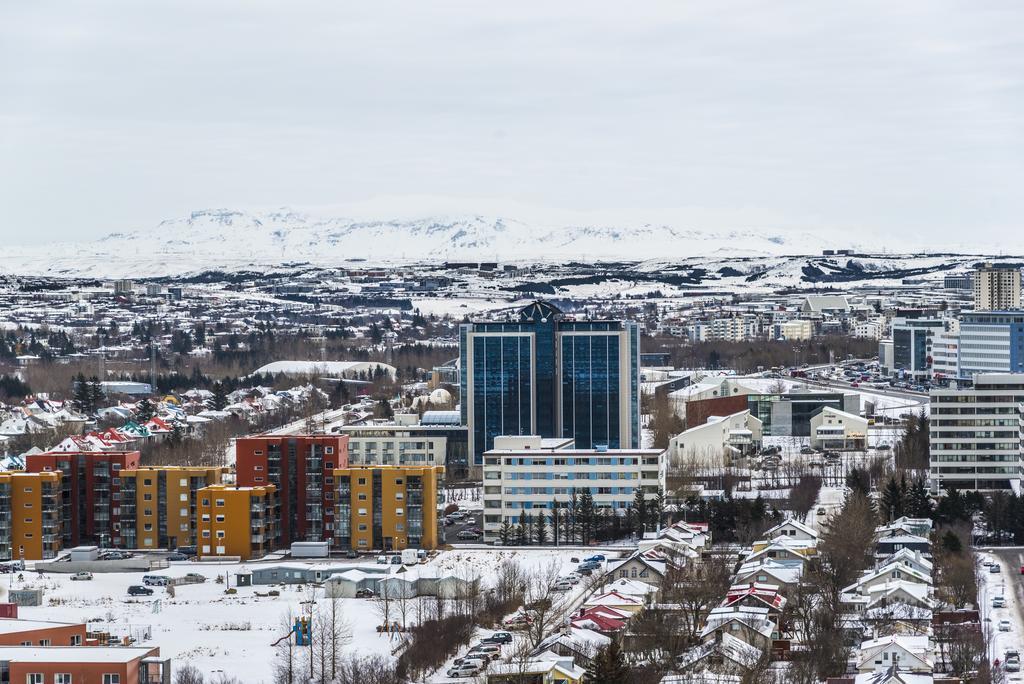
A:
[
  {"left": 958, "top": 310, "right": 1024, "bottom": 378},
  {"left": 460, "top": 301, "right": 641, "bottom": 467}
]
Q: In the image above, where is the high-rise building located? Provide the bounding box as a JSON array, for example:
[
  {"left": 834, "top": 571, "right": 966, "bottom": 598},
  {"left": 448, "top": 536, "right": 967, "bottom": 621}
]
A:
[
  {"left": 930, "top": 373, "right": 1024, "bottom": 491},
  {"left": 25, "top": 451, "right": 140, "bottom": 548},
  {"left": 235, "top": 435, "right": 349, "bottom": 544},
  {"left": 0, "top": 472, "right": 62, "bottom": 560},
  {"left": 196, "top": 484, "right": 279, "bottom": 560},
  {"left": 332, "top": 465, "right": 442, "bottom": 551},
  {"left": 460, "top": 301, "right": 641, "bottom": 468},
  {"left": 887, "top": 315, "right": 948, "bottom": 380},
  {"left": 119, "top": 466, "right": 226, "bottom": 550},
  {"left": 974, "top": 262, "right": 1021, "bottom": 311}
]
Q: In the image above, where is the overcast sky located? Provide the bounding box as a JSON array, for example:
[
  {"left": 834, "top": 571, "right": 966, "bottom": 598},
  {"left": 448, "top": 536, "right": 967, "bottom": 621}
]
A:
[{"left": 1, "top": 1, "right": 1022, "bottom": 247}]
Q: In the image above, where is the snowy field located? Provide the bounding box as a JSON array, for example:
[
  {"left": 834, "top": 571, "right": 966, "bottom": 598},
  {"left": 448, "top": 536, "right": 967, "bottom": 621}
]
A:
[{"left": 11, "top": 548, "right": 589, "bottom": 682}]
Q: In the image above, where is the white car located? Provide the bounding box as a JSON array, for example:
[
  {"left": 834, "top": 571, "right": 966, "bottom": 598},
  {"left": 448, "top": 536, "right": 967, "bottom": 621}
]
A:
[
  {"left": 993, "top": 596, "right": 1007, "bottom": 608},
  {"left": 70, "top": 571, "right": 93, "bottom": 581},
  {"left": 446, "top": 663, "right": 481, "bottom": 678},
  {"left": 999, "top": 619, "right": 1012, "bottom": 632}
]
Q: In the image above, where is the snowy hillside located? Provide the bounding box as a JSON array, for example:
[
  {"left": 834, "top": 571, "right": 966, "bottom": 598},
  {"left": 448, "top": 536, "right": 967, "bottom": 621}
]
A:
[
  {"left": 6, "top": 208, "right": 857, "bottom": 278},
  {"left": 1, "top": 207, "right": 1011, "bottom": 281}
]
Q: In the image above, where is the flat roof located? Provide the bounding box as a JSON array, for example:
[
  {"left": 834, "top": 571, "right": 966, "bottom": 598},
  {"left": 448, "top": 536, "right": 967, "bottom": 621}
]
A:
[
  {"left": 0, "top": 619, "right": 84, "bottom": 635},
  {"left": 0, "top": 646, "right": 155, "bottom": 663}
]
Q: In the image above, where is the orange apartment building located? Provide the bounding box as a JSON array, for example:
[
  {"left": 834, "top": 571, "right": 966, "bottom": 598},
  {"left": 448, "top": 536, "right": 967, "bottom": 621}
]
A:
[
  {"left": 0, "top": 645, "right": 169, "bottom": 683},
  {"left": 333, "top": 465, "right": 442, "bottom": 552},
  {"left": 0, "top": 472, "right": 63, "bottom": 561},
  {"left": 25, "top": 451, "right": 141, "bottom": 548},
  {"left": 195, "top": 484, "right": 279, "bottom": 560},
  {"left": 118, "top": 466, "right": 226, "bottom": 551},
  {"left": 235, "top": 435, "right": 348, "bottom": 544}
]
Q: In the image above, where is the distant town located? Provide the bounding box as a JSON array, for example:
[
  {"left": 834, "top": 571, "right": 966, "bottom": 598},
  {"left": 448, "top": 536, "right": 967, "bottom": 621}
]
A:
[{"left": 0, "top": 258, "right": 1019, "bottom": 683}]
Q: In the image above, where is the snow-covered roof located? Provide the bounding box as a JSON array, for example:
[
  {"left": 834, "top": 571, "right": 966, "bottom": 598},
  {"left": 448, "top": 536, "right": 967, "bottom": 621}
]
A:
[{"left": 252, "top": 360, "right": 396, "bottom": 379}]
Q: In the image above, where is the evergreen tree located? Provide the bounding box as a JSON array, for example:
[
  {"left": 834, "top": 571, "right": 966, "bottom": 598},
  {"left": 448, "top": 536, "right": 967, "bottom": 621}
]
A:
[
  {"left": 941, "top": 529, "right": 963, "bottom": 554},
  {"left": 630, "top": 486, "right": 648, "bottom": 537},
  {"left": 535, "top": 512, "right": 548, "bottom": 545},
  {"left": 579, "top": 489, "right": 596, "bottom": 545},
  {"left": 549, "top": 506, "right": 559, "bottom": 546},
  {"left": 498, "top": 519, "right": 513, "bottom": 545},
  {"left": 212, "top": 382, "right": 229, "bottom": 411},
  {"left": 647, "top": 490, "right": 664, "bottom": 532},
  {"left": 880, "top": 475, "right": 906, "bottom": 522},
  {"left": 72, "top": 373, "right": 91, "bottom": 413},
  {"left": 524, "top": 511, "right": 535, "bottom": 546},
  {"left": 569, "top": 490, "right": 581, "bottom": 544},
  {"left": 845, "top": 467, "right": 872, "bottom": 499},
  {"left": 586, "top": 641, "right": 630, "bottom": 684},
  {"left": 135, "top": 398, "right": 155, "bottom": 422},
  {"left": 906, "top": 477, "right": 933, "bottom": 518},
  {"left": 515, "top": 506, "right": 528, "bottom": 546}
]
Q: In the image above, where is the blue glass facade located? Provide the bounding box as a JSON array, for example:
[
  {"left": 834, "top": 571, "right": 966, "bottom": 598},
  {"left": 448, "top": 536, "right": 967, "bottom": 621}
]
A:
[{"left": 461, "top": 302, "right": 640, "bottom": 465}]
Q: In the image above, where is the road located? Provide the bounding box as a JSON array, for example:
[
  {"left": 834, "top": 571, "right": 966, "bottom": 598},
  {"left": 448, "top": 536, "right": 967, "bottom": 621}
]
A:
[{"left": 979, "top": 547, "right": 1024, "bottom": 668}]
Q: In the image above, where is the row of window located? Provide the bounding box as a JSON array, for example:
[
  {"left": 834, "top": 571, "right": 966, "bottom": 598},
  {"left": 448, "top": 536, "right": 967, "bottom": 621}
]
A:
[{"left": 27, "top": 675, "right": 118, "bottom": 684}]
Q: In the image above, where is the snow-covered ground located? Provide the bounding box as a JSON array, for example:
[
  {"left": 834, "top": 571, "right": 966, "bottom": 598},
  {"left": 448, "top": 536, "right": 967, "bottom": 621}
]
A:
[{"left": 10, "top": 548, "right": 590, "bottom": 682}]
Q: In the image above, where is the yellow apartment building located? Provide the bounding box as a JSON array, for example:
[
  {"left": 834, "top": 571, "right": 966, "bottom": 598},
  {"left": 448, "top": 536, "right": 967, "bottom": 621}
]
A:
[
  {"left": 0, "top": 472, "right": 62, "bottom": 560},
  {"left": 118, "top": 466, "right": 226, "bottom": 550},
  {"left": 332, "top": 465, "right": 442, "bottom": 552},
  {"left": 196, "top": 484, "right": 279, "bottom": 560}
]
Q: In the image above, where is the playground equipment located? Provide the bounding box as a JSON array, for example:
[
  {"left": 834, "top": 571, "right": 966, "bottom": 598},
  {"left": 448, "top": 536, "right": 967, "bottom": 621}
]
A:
[{"left": 270, "top": 616, "right": 312, "bottom": 647}]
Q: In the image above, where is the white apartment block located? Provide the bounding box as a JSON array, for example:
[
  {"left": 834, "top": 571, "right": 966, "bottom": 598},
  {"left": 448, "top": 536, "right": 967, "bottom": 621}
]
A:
[
  {"left": 340, "top": 427, "right": 447, "bottom": 467},
  {"left": 481, "top": 435, "right": 663, "bottom": 540},
  {"left": 690, "top": 316, "right": 759, "bottom": 343},
  {"left": 853, "top": 319, "right": 884, "bottom": 340},
  {"left": 929, "top": 373, "right": 1024, "bottom": 492},
  {"left": 774, "top": 319, "right": 813, "bottom": 341},
  {"left": 974, "top": 263, "right": 1021, "bottom": 311}
]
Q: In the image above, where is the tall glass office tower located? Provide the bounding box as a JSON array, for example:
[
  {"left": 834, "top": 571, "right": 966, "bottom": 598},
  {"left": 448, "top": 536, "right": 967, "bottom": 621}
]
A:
[{"left": 460, "top": 301, "right": 640, "bottom": 466}]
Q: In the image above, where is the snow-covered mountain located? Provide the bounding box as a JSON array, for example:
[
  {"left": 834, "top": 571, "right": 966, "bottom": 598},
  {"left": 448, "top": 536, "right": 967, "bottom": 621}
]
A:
[{"left": 5, "top": 208, "right": 867, "bottom": 278}]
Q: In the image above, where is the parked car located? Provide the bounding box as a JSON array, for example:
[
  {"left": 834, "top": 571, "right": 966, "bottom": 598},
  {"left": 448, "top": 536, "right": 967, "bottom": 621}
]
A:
[
  {"left": 142, "top": 575, "right": 170, "bottom": 586},
  {"left": 184, "top": 573, "right": 207, "bottom": 583},
  {"left": 993, "top": 596, "right": 1007, "bottom": 608},
  {"left": 70, "top": 571, "right": 93, "bottom": 581},
  {"left": 389, "top": 555, "right": 402, "bottom": 565},
  {"left": 799, "top": 446, "right": 815, "bottom": 455},
  {"left": 446, "top": 663, "right": 482, "bottom": 678},
  {"left": 991, "top": 564, "right": 1002, "bottom": 574},
  {"left": 578, "top": 561, "right": 600, "bottom": 571},
  {"left": 584, "top": 555, "right": 605, "bottom": 562},
  {"left": 344, "top": 550, "right": 359, "bottom": 559},
  {"left": 176, "top": 546, "right": 197, "bottom": 557},
  {"left": 128, "top": 585, "right": 154, "bottom": 596},
  {"left": 577, "top": 568, "right": 594, "bottom": 577},
  {"left": 456, "top": 530, "right": 481, "bottom": 540},
  {"left": 450, "top": 656, "right": 486, "bottom": 669},
  {"left": 468, "top": 644, "right": 502, "bottom": 661},
  {"left": 167, "top": 553, "right": 188, "bottom": 562},
  {"left": 482, "top": 631, "right": 513, "bottom": 645},
  {"left": 376, "top": 556, "right": 388, "bottom": 564},
  {"left": 1000, "top": 619, "right": 1012, "bottom": 632},
  {"left": 552, "top": 581, "right": 572, "bottom": 592},
  {"left": 355, "top": 588, "right": 375, "bottom": 599}
]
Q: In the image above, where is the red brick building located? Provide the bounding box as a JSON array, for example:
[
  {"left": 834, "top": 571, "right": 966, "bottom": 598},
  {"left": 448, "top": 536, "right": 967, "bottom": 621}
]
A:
[
  {"left": 685, "top": 395, "right": 750, "bottom": 430},
  {"left": 235, "top": 436, "right": 348, "bottom": 543},
  {"left": 25, "top": 451, "right": 141, "bottom": 548},
  {"left": 0, "top": 645, "right": 168, "bottom": 683}
]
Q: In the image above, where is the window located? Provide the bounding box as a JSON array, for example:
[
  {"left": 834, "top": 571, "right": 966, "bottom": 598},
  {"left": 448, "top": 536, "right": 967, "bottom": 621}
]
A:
[
  {"left": 144, "top": 524, "right": 153, "bottom": 532},
  {"left": 358, "top": 478, "right": 367, "bottom": 486},
  {"left": 395, "top": 492, "right": 404, "bottom": 500},
  {"left": 180, "top": 493, "right": 188, "bottom": 501},
  {"left": 325, "top": 446, "right": 334, "bottom": 455},
  {"left": 57, "top": 675, "right": 73, "bottom": 684},
  {"left": 216, "top": 531, "right": 225, "bottom": 539},
  {"left": 180, "top": 508, "right": 188, "bottom": 517},
  {"left": 104, "top": 674, "right": 121, "bottom": 684},
  {"left": 143, "top": 493, "right": 152, "bottom": 501},
  {"left": 202, "top": 498, "right": 210, "bottom": 506},
  {"left": 215, "top": 515, "right": 225, "bottom": 523},
  {"left": 179, "top": 479, "right": 188, "bottom": 487},
  {"left": 28, "top": 674, "right": 44, "bottom": 684},
  {"left": 216, "top": 499, "right": 225, "bottom": 507},
  {"left": 39, "top": 639, "right": 50, "bottom": 646},
  {"left": 395, "top": 508, "right": 404, "bottom": 517},
  {"left": 255, "top": 465, "right": 264, "bottom": 471},
  {"left": 358, "top": 508, "right": 367, "bottom": 516},
  {"left": 358, "top": 524, "right": 368, "bottom": 531},
  {"left": 202, "top": 544, "right": 211, "bottom": 553},
  {"left": 143, "top": 509, "right": 153, "bottom": 517},
  {"left": 358, "top": 493, "right": 367, "bottom": 501},
  {"left": 325, "top": 462, "right": 334, "bottom": 469},
  {"left": 70, "top": 634, "right": 82, "bottom": 645},
  {"left": 202, "top": 531, "right": 211, "bottom": 538},
  {"left": 255, "top": 477, "right": 264, "bottom": 483},
  {"left": 254, "top": 450, "right": 264, "bottom": 456},
  {"left": 143, "top": 479, "right": 152, "bottom": 486}
]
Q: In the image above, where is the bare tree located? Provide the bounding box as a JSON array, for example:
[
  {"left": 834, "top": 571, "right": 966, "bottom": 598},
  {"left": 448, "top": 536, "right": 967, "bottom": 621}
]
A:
[
  {"left": 661, "top": 552, "right": 732, "bottom": 643},
  {"left": 523, "top": 559, "right": 568, "bottom": 648},
  {"left": 174, "top": 664, "right": 205, "bottom": 684},
  {"left": 273, "top": 609, "right": 298, "bottom": 684}
]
